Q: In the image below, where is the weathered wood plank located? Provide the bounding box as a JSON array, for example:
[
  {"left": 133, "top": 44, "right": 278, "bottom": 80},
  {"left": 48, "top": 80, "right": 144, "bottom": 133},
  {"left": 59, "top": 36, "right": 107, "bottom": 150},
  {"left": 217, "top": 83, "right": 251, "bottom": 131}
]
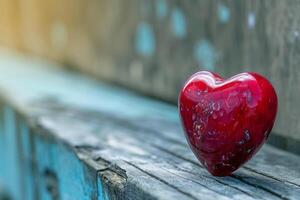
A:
[
  {"left": 0, "top": 51, "right": 300, "bottom": 199},
  {"left": 36, "top": 105, "right": 300, "bottom": 200},
  {"left": 0, "top": 105, "right": 23, "bottom": 200}
]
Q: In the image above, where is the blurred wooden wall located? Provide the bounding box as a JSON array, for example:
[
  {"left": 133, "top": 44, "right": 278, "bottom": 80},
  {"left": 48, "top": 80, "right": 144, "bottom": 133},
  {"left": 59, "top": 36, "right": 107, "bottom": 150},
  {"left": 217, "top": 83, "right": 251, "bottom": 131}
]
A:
[{"left": 0, "top": 0, "right": 300, "bottom": 153}]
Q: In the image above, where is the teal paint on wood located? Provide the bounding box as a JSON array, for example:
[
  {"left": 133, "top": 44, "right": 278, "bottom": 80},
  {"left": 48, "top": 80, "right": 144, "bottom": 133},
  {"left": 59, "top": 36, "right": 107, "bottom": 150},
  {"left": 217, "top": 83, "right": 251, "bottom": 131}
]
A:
[
  {"left": 97, "top": 176, "right": 109, "bottom": 200},
  {"left": 1, "top": 107, "right": 8, "bottom": 188},
  {"left": 0, "top": 105, "right": 100, "bottom": 199},
  {"left": 51, "top": 143, "right": 97, "bottom": 200},
  {"left": 3, "top": 106, "right": 21, "bottom": 200},
  {"left": 194, "top": 40, "right": 217, "bottom": 71},
  {"left": 218, "top": 4, "right": 230, "bottom": 23},
  {"left": 135, "top": 22, "right": 156, "bottom": 56},
  {"left": 19, "top": 122, "right": 34, "bottom": 200},
  {"left": 171, "top": 8, "right": 187, "bottom": 38},
  {"left": 20, "top": 121, "right": 31, "bottom": 159},
  {"left": 156, "top": 0, "right": 167, "bottom": 19},
  {"left": 23, "top": 161, "right": 34, "bottom": 200},
  {"left": 34, "top": 135, "right": 53, "bottom": 200},
  {"left": 0, "top": 106, "right": 4, "bottom": 185}
]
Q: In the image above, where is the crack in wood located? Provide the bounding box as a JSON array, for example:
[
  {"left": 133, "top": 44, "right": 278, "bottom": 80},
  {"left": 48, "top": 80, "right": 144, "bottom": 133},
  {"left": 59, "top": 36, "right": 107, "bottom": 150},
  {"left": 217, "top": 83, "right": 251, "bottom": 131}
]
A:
[
  {"left": 243, "top": 167, "right": 300, "bottom": 188},
  {"left": 123, "top": 161, "right": 198, "bottom": 200},
  {"left": 159, "top": 167, "right": 240, "bottom": 198},
  {"left": 230, "top": 175, "right": 289, "bottom": 200}
]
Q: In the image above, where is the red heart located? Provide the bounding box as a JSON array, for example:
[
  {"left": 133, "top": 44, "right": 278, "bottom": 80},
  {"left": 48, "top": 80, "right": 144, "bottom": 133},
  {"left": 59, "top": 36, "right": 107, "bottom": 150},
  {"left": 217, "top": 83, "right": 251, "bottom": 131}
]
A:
[{"left": 179, "top": 71, "right": 277, "bottom": 176}]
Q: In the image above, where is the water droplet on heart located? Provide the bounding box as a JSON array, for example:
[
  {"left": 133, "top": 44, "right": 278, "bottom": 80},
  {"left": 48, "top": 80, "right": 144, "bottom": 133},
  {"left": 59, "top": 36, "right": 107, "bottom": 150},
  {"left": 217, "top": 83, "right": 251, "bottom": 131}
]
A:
[
  {"left": 244, "top": 129, "right": 251, "bottom": 141},
  {"left": 221, "top": 154, "right": 230, "bottom": 162},
  {"left": 237, "top": 140, "right": 245, "bottom": 145},
  {"left": 212, "top": 102, "right": 221, "bottom": 111}
]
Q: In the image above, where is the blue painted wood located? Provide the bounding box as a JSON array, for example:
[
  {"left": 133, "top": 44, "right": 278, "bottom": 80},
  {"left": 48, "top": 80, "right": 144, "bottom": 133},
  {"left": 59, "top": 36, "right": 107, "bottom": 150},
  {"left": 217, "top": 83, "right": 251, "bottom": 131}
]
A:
[
  {"left": 0, "top": 106, "right": 4, "bottom": 184},
  {"left": 0, "top": 110, "right": 101, "bottom": 200},
  {"left": 19, "top": 122, "right": 34, "bottom": 200},
  {"left": 20, "top": 121, "right": 31, "bottom": 160},
  {"left": 51, "top": 143, "right": 98, "bottom": 200},
  {"left": 97, "top": 175, "right": 109, "bottom": 200},
  {"left": 0, "top": 102, "right": 100, "bottom": 200},
  {"left": 31, "top": 130, "right": 98, "bottom": 200},
  {"left": 34, "top": 135, "right": 53, "bottom": 200},
  {"left": 22, "top": 160, "right": 34, "bottom": 200},
  {"left": 2, "top": 106, "right": 22, "bottom": 200}
]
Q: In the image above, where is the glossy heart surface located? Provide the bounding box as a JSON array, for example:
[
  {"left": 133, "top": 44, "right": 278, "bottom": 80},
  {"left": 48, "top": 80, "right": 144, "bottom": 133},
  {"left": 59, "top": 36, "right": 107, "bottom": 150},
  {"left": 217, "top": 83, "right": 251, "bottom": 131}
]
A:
[{"left": 179, "top": 71, "right": 278, "bottom": 176}]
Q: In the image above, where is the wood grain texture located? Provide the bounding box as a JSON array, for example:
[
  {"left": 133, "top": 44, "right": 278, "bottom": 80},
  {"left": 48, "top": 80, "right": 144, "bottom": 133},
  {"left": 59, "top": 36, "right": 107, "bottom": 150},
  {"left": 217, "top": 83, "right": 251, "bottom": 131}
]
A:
[{"left": 0, "top": 51, "right": 299, "bottom": 199}]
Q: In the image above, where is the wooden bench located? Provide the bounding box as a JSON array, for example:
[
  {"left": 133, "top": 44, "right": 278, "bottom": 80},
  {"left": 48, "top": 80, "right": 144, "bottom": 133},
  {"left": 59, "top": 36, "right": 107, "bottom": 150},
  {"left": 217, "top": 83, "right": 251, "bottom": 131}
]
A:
[{"left": 0, "top": 51, "right": 300, "bottom": 200}]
